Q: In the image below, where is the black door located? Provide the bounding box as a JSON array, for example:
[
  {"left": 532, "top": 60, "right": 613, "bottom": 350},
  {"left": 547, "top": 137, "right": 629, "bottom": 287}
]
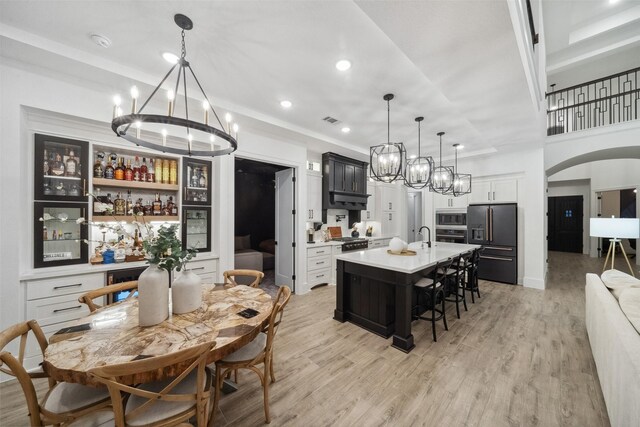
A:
[{"left": 548, "top": 196, "right": 583, "bottom": 253}]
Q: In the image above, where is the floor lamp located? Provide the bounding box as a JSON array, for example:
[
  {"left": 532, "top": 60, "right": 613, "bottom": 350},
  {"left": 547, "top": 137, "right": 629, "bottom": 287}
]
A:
[{"left": 590, "top": 217, "right": 640, "bottom": 277}]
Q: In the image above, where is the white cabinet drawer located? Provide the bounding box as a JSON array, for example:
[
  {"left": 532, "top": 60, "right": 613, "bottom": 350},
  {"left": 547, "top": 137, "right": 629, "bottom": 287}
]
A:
[
  {"left": 308, "top": 246, "right": 332, "bottom": 258},
  {"left": 187, "top": 259, "right": 217, "bottom": 275},
  {"left": 308, "top": 269, "right": 331, "bottom": 286},
  {"left": 26, "top": 294, "right": 92, "bottom": 327},
  {"left": 25, "top": 273, "right": 104, "bottom": 301},
  {"left": 307, "top": 255, "right": 331, "bottom": 272}
]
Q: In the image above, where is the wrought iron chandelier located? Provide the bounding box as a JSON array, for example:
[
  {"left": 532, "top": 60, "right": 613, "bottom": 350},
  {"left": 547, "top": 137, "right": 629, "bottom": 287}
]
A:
[
  {"left": 429, "top": 132, "right": 454, "bottom": 194},
  {"left": 369, "top": 94, "right": 406, "bottom": 183},
  {"left": 448, "top": 144, "right": 472, "bottom": 196},
  {"left": 111, "top": 14, "right": 238, "bottom": 157},
  {"left": 404, "top": 117, "right": 434, "bottom": 190}
]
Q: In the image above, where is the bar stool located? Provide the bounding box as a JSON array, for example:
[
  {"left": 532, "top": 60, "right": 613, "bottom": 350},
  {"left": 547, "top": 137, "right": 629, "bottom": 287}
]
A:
[
  {"left": 465, "top": 248, "right": 481, "bottom": 303},
  {"left": 444, "top": 254, "right": 469, "bottom": 319},
  {"left": 413, "top": 258, "right": 453, "bottom": 342}
]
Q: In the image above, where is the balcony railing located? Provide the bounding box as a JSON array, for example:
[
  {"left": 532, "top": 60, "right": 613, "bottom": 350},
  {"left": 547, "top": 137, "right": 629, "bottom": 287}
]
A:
[{"left": 546, "top": 67, "right": 640, "bottom": 136}]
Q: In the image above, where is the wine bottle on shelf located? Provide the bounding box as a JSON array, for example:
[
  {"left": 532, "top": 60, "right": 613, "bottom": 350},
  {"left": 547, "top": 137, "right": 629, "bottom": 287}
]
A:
[
  {"left": 153, "top": 193, "right": 162, "bottom": 215},
  {"left": 124, "top": 159, "right": 134, "bottom": 181},
  {"left": 114, "top": 192, "right": 126, "bottom": 216},
  {"left": 132, "top": 156, "right": 141, "bottom": 181},
  {"left": 114, "top": 158, "right": 125, "bottom": 180},
  {"left": 104, "top": 159, "right": 115, "bottom": 179},
  {"left": 143, "top": 199, "right": 153, "bottom": 216},
  {"left": 162, "top": 196, "right": 171, "bottom": 216},
  {"left": 93, "top": 190, "right": 104, "bottom": 216},
  {"left": 51, "top": 153, "right": 65, "bottom": 176},
  {"left": 147, "top": 159, "right": 155, "bottom": 183},
  {"left": 106, "top": 193, "right": 114, "bottom": 214},
  {"left": 66, "top": 150, "right": 78, "bottom": 177},
  {"left": 170, "top": 196, "right": 178, "bottom": 216},
  {"left": 126, "top": 190, "right": 133, "bottom": 215},
  {"left": 93, "top": 152, "right": 104, "bottom": 178},
  {"left": 140, "top": 158, "right": 148, "bottom": 182}
]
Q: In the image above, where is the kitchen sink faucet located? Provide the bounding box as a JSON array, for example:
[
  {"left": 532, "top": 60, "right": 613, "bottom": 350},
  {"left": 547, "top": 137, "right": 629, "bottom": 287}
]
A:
[{"left": 418, "top": 226, "right": 432, "bottom": 249}]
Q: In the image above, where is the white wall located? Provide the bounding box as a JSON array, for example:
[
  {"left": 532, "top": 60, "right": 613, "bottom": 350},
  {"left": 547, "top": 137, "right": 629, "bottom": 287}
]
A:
[{"left": 547, "top": 179, "right": 591, "bottom": 254}]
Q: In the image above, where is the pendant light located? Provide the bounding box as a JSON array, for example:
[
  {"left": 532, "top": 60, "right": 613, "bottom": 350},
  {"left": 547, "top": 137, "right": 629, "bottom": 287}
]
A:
[
  {"left": 404, "top": 117, "right": 434, "bottom": 190},
  {"left": 430, "top": 132, "right": 454, "bottom": 194},
  {"left": 369, "top": 94, "right": 406, "bottom": 183},
  {"left": 450, "top": 144, "right": 472, "bottom": 196},
  {"left": 111, "top": 14, "right": 237, "bottom": 157}
]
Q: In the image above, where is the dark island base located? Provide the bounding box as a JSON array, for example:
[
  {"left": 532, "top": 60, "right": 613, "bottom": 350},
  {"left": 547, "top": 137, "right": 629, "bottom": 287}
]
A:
[{"left": 334, "top": 259, "right": 434, "bottom": 353}]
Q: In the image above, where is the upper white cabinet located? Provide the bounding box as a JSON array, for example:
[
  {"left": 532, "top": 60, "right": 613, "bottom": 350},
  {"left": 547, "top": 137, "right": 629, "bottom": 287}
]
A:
[
  {"left": 362, "top": 180, "right": 377, "bottom": 221},
  {"left": 433, "top": 193, "right": 468, "bottom": 209},
  {"left": 376, "top": 182, "right": 402, "bottom": 237},
  {"left": 307, "top": 173, "right": 322, "bottom": 221},
  {"left": 469, "top": 179, "right": 517, "bottom": 204}
]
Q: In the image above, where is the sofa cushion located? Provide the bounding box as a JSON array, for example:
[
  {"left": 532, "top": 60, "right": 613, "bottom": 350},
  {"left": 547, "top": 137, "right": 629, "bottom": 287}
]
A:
[
  {"left": 619, "top": 287, "right": 640, "bottom": 334},
  {"left": 601, "top": 269, "right": 640, "bottom": 300},
  {"left": 259, "top": 239, "right": 276, "bottom": 255},
  {"left": 234, "top": 235, "right": 251, "bottom": 251}
]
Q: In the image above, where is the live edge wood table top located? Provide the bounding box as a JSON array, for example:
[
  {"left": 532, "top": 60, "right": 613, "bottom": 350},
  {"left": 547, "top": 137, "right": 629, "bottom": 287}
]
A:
[{"left": 44, "top": 284, "right": 273, "bottom": 386}]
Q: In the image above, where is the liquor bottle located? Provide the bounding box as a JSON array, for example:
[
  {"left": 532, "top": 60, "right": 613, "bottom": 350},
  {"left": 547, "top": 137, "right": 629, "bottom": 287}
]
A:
[
  {"left": 169, "top": 160, "right": 178, "bottom": 185},
  {"left": 133, "top": 229, "right": 142, "bottom": 250},
  {"left": 93, "top": 152, "right": 104, "bottom": 178},
  {"left": 162, "top": 159, "right": 170, "bottom": 184},
  {"left": 43, "top": 149, "right": 50, "bottom": 176},
  {"left": 140, "top": 158, "right": 148, "bottom": 182},
  {"left": 153, "top": 193, "right": 162, "bottom": 215},
  {"left": 191, "top": 167, "right": 200, "bottom": 187},
  {"left": 43, "top": 225, "right": 48, "bottom": 240},
  {"left": 114, "top": 158, "right": 125, "bottom": 180},
  {"left": 65, "top": 150, "right": 78, "bottom": 177},
  {"left": 156, "top": 158, "right": 164, "bottom": 183},
  {"left": 104, "top": 159, "right": 115, "bottom": 179},
  {"left": 124, "top": 159, "right": 134, "bottom": 181},
  {"left": 132, "top": 156, "right": 141, "bottom": 181},
  {"left": 143, "top": 199, "right": 153, "bottom": 216},
  {"left": 114, "top": 192, "right": 126, "bottom": 216},
  {"left": 133, "top": 198, "right": 143, "bottom": 215},
  {"left": 93, "top": 190, "right": 104, "bottom": 216},
  {"left": 105, "top": 193, "right": 114, "bottom": 214},
  {"left": 126, "top": 190, "right": 133, "bottom": 215},
  {"left": 199, "top": 167, "right": 207, "bottom": 188},
  {"left": 51, "top": 153, "right": 65, "bottom": 176},
  {"left": 146, "top": 159, "right": 155, "bottom": 183},
  {"left": 169, "top": 196, "right": 178, "bottom": 216},
  {"left": 162, "top": 196, "right": 171, "bottom": 216},
  {"left": 108, "top": 153, "right": 118, "bottom": 170},
  {"left": 52, "top": 229, "right": 57, "bottom": 240}
]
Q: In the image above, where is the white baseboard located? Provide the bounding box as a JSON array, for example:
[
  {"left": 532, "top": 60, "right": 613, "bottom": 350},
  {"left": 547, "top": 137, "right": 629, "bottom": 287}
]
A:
[{"left": 523, "top": 276, "right": 545, "bottom": 289}]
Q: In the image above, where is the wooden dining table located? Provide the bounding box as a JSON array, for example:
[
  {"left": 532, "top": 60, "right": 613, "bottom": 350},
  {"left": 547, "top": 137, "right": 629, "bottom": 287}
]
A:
[{"left": 43, "top": 284, "right": 273, "bottom": 386}]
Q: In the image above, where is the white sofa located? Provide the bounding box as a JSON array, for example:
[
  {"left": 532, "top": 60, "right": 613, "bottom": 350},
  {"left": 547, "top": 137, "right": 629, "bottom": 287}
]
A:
[{"left": 585, "top": 273, "right": 640, "bottom": 426}]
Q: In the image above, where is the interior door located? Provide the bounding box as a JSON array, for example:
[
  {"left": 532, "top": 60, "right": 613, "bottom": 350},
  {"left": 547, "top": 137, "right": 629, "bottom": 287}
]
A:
[
  {"left": 406, "top": 192, "right": 422, "bottom": 243},
  {"left": 275, "top": 168, "right": 295, "bottom": 289},
  {"left": 548, "top": 196, "right": 583, "bottom": 253}
]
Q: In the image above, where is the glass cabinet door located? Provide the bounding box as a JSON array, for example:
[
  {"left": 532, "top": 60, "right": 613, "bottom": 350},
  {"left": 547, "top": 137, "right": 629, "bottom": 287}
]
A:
[
  {"left": 182, "top": 158, "right": 212, "bottom": 206},
  {"left": 35, "top": 134, "right": 88, "bottom": 202},
  {"left": 34, "top": 202, "right": 88, "bottom": 268},
  {"left": 182, "top": 207, "right": 211, "bottom": 253}
]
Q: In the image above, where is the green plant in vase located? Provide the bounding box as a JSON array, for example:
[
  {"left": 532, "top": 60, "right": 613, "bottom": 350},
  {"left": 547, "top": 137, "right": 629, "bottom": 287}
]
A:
[{"left": 143, "top": 224, "right": 197, "bottom": 272}]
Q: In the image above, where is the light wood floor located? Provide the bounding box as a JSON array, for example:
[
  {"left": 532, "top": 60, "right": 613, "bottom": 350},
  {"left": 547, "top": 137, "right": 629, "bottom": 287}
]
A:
[{"left": 2, "top": 251, "right": 626, "bottom": 426}]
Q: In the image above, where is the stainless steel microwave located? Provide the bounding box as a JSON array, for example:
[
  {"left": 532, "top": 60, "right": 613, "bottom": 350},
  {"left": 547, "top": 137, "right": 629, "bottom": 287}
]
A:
[{"left": 436, "top": 210, "right": 467, "bottom": 227}]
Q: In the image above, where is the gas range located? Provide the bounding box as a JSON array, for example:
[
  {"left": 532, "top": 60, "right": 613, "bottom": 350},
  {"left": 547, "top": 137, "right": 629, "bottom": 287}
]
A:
[{"left": 332, "top": 237, "right": 369, "bottom": 252}]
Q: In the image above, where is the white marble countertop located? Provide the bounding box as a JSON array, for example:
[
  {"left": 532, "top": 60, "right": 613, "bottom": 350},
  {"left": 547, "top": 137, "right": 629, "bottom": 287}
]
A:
[
  {"left": 306, "top": 236, "right": 394, "bottom": 248},
  {"left": 335, "top": 242, "right": 480, "bottom": 274}
]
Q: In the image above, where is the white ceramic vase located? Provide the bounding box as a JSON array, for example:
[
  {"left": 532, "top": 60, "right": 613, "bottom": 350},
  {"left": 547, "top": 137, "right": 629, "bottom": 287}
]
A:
[
  {"left": 389, "top": 237, "right": 406, "bottom": 253},
  {"left": 137, "top": 264, "right": 170, "bottom": 327},
  {"left": 171, "top": 269, "right": 202, "bottom": 314}
]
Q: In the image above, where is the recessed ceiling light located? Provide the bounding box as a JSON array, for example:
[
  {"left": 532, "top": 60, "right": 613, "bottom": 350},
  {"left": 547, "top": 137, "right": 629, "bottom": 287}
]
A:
[
  {"left": 90, "top": 34, "right": 111, "bottom": 49},
  {"left": 162, "top": 52, "right": 179, "bottom": 64},
  {"left": 335, "top": 60, "right": 351, "bottom": 71},
  {"left": 341, "top": 127, "right": 351, "bottom": 133},
  {"left": 280, "top": 100, "right": 292, "bottom": 109}
]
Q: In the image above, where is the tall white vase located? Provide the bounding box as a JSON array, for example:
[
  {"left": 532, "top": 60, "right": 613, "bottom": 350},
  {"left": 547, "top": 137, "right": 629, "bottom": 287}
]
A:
[
  {"left": 172, "top": 269, "right": 202, "bottom": 314},
  {"left": 138, "top": 264, "right": 170, "bottom": 327}
]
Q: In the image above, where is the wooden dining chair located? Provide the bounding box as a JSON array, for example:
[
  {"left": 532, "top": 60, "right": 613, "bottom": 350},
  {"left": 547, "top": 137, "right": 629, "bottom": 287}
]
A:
[
  {"left": 88, "top": 341, "right": 214, "bottom": 427},
  {"left": 223, "top": 269, "right": 264, "bottom": 288},
  {"left": 209, "top": 285, "right": 292, "bottom": 426},
  {"left": 78, "top": 281, "right": 138, "bottom": 312},
  {"left": 0, "top": 320, "right": 112, "bottom": 426}
]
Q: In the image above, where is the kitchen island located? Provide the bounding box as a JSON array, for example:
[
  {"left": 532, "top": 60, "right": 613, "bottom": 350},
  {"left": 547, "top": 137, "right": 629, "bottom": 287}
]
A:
[{"left": 334, "top": 241, "right": 480, "bottom": 352}]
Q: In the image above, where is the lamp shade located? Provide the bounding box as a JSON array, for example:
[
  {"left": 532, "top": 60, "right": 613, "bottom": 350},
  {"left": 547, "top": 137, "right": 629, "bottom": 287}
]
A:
[{"left": 590, "top": 218, "right": 640, "bottom": 239}]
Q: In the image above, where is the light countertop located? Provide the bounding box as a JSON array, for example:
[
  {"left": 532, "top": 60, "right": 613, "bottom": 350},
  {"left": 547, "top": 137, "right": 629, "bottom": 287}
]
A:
[
  {"left": 335, "top": 242, "right": 480, "bottom": 274},
  {"left": 306, "top": 235, "right": 394, "bottom": 248}
]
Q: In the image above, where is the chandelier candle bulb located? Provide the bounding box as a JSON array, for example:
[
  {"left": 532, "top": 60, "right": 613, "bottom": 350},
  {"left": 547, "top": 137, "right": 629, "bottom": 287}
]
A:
[
  {"left": 202, "top": 100, "right": 209, "bottom": 125},
  {"left": 167, "top": 90, "right": 175, "bottom": 116},
  {"left": 112, "top": 95, "right": 122, "bottom": 119},
  {"left": 161, "top": 129, "right": 167, "bottom": 146},
  {"left": 233, "top": 123, "right": 239, "bottom": 139},
  {"left": 188, "top": 133, "right": 193, "bottom": 152},
  {"left": 130, "top": 86, "right": 139, "bottom": 114},
  {"left": 209, "top": 134, "right": 215, "bottom": 150},
  {"left": 135, "top": 121, "right": 141, "bottom": 139},
  {"left": 225, "top": 113, "right": 232, "bottom": 133}
]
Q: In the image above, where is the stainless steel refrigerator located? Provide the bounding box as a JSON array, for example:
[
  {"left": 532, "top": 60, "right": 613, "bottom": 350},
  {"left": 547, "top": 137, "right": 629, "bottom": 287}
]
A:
[{"left": 467, "top": 203, "right": 517, "bottom": 284}]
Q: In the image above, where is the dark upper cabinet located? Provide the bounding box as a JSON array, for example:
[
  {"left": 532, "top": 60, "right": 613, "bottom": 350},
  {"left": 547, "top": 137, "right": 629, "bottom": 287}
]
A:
[
  {"left": 182, "top": 157, "right": 212, "bottom": 206},
  {"left": 333, "top": 161, "right": 346, "bottom": 192},
  {"left": 182, "top": 206, "right": 211, "bottom": 253},
  {"left": 34, "top": 201, "right": 88, "bottom": 268},
  {"left": 322, "top": 153, "right": 369, "bottom": 211},
  {"left": 35, "top": 134, "right": 89, "bottom": 202},
  {"left": 353, "top": 165, "right": 365, "bottom": 194}
]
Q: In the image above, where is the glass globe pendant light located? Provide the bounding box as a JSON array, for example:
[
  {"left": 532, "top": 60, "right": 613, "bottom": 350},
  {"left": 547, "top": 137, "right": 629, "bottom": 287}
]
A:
[
  {"left": 404, "top": 116, "right": 434, "bottom": 190},
  {"left": 369, "top": 94, "right": 406, "bottom": 183},
  {"left": 430, "top": 132, "right": 454, "bottom": 194},
  {"left": 450, "top": 144, "right": 472, "bottom": 196}
]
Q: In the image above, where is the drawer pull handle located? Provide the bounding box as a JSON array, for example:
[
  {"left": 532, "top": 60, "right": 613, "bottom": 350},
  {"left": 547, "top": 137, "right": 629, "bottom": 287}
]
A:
[
  {"left": 484, "top": 246, "right": 512, "bottom": 251},
  {"left": 480, "top": 256, "right": 513, "bottom": 262},
  {"left": 316, "top": 251, "right": 325, "bottom": 254},
  {"left": 191, "top": 267, "right": 205, "bottom": 271},
  {"left": 53, "top": 283, "right": 82, "bottom": 290},
  {"left": 53, "top": 305, "right": 82, "bottom": 313},
  {"left": 316, "top": 261, "right": 324, "bottom": 265},
  {"left": 316, "top": 274, "right": 324, "bottom": 278}
]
